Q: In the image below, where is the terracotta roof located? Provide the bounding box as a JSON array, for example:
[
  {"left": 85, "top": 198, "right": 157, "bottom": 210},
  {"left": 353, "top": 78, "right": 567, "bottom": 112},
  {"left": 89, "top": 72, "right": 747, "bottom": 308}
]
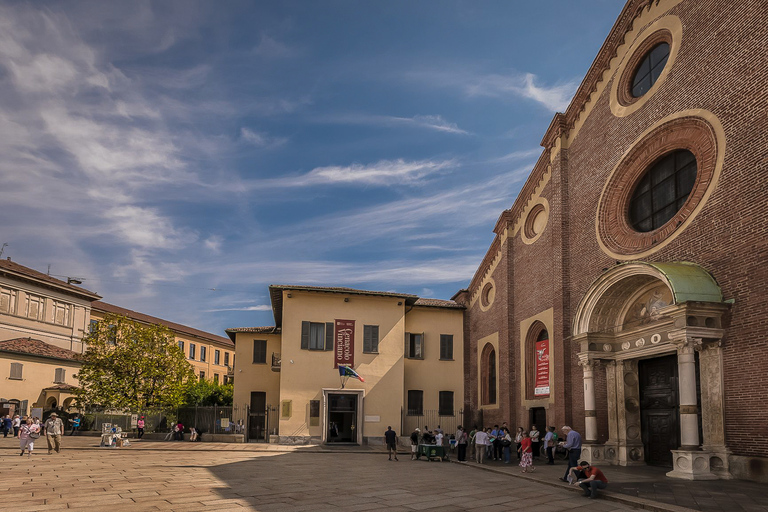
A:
[
  {"left": 413, "top": 298, "right": 465, "bottom": 309},
  {"left": 224, "top": 326, "right": 281, "bottom": 343},
  {"left": 0, "top": 258, "right": 100, "bottom": 300},
  {"left": 43, "top": 383, "right": 78, "bottom": 391},
  {"left": 0, "top": 338, "right": 81, "bottom": 362},
  {"left": 92, "top": 301, "right": 233, "bottom": 347}
]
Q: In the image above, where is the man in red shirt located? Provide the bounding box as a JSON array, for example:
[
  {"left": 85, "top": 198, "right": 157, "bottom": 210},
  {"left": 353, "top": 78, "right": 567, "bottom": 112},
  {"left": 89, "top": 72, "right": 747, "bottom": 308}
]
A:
[{"left": 570, "top": 460, "right": 608, "bottom": 498}]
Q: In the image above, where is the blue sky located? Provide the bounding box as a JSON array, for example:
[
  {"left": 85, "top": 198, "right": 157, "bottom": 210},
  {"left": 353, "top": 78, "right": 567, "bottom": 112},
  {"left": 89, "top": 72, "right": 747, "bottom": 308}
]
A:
[{"left": 0, "top": 0, "right": 623, "bottom": 335}]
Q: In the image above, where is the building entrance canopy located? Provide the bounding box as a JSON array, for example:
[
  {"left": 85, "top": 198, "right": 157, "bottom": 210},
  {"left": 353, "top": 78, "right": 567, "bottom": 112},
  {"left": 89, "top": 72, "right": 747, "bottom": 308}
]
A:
[{"left": 572, "top": 261, "right": 731, "bottom": 481}]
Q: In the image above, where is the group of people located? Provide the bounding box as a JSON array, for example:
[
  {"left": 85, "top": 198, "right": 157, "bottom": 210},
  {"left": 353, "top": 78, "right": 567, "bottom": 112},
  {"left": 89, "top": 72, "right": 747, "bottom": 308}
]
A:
[
  {"left": 1, "top": 412, "right": 69, "bottom": 457},
  {"left": 388, "top": 423, "right": 608, "bottom": 499}
]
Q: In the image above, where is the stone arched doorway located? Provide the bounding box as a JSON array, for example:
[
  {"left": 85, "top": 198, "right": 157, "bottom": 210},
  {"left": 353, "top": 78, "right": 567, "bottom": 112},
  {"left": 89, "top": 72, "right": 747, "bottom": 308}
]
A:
[{"left": 572, "top": 261, "right": 730, "bottom": 480}]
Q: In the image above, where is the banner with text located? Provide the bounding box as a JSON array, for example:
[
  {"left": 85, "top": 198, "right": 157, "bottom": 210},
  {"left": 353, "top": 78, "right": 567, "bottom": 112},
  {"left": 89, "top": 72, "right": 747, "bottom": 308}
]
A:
[
  {"left": 334, "top": 319, "right": 355, "bottom": 369},
  {"left": 534, "top": 339, "right": 550, "bottom": 397}
]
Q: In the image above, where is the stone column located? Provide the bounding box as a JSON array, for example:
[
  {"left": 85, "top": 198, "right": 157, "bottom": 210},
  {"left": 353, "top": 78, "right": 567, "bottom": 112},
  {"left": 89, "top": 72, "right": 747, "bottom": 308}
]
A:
[
  {"left": 604, "top": 361, "right": 619, "bottom": 464},
  {"left": 676, "top": 337, "right": 702, "bottom": 449},
  {"left": 697, "top": 341, "right": 732, "bottom": 478},
  {"left": 580, "top": 359, "right": 598, "bottom": 442},
  {"left": 667, "top": 337, "right": 717, "bottom": 480}
]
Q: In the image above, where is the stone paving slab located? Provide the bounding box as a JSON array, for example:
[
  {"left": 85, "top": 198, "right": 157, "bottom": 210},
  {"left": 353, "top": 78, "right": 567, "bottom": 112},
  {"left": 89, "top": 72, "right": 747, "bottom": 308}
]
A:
[{"left": 0, "top": 435, "right": 763, "bottom": 511}]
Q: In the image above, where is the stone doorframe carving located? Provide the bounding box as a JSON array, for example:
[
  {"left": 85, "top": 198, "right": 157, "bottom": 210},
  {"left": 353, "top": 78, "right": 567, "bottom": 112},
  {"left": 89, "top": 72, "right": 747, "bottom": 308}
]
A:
[{"left": 572, "top": 262, "right": 732, "bottom": 480}]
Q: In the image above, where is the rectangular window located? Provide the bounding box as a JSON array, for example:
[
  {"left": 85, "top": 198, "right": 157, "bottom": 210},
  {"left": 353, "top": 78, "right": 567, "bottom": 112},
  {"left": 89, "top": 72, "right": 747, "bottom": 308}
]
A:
[
  {"left": 178, "top": 340, "right": 184, "bottom": 351},
  {"left": 223, "top": 375, "right": 229, "bottom": 385},
  {"left": 407, "top": 390, "right": 423, "bottom": 416},
  {"left": 214, "top": 350, "right": 220, "bottom": 365},
  {"left": 25, "top": 294, "right": 44, "bottom": 321},
  {"left": 200, "top": 346, "right": 207, "bottom": 362},
  {"left": 10, "top": 362, "right": 23, "bottom": 380},
  {"left": 89, "top": 319, "right": 99, "bottom": 333},
  {"left": 439, "top": 391, "right": 454, "bottom": 416},
  {"left": 0, "top": 287, "right": 16, "bottom": 314},
  {"left": 309, "top": 400, "right": 320, "bottom": 426},
  {"left": 363, "top": 325, "right": 379, "bottom": 353},
  {"left": 199, "top": 371, "right": 205, "bottom": 381},
  {"left": 189, "top": 343, "right": 196, "bottom": 360},
  {"left": 301, "top": 321, "right": 333, "bottom": 351},
  {"left": 224, "top": 352, "right": 230, "bottom": 366},
  {"left": 213, "top": 373, "right": 219, "bottom": 384},
  {"left": 440, "top": 334, "right": 454, "bottom": 360},
  {"left": 405, "top": 332, "right": 424, "bottom": 359},
  {"left": 52, "top": 301, "right": 70, "bottom": 326},
  {"left": 107, "top": 324, "right": 117, "bottom": 345},
  {"left": 253, "top": 340, "right": 267, "bottom": 364},
  {"left": 54, "top": 368, "right": 66, "bottom": 384}
]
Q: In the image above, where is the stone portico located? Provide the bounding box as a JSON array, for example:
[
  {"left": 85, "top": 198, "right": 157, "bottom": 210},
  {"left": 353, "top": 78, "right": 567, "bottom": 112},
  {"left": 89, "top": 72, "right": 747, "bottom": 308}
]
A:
[{"left": 573, "top": 261, "right": 731, "bottom": 480}]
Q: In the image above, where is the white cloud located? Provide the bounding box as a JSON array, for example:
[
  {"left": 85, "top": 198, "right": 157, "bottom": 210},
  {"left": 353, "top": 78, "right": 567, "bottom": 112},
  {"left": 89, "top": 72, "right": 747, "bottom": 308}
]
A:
[
  {"left": 467, "top": 72, "right": 578, "bottom": 112},
  {"left": 252, "top": 35, "right": 296, "bottom": 59},
  {"left": 487, "top": 147, "right": 542, "bottom": 163},
  {"left": 316, "top": 113, "right": 469, "bottom": 135},
  {"left": 204, "top": 305, "right": 272, "bottom": 312},
  {"left": 240, "top": 127, "right": 288, "bottom": 148},
  {"left": 204, "top": 236, "right": 224, "bottom": 253}
]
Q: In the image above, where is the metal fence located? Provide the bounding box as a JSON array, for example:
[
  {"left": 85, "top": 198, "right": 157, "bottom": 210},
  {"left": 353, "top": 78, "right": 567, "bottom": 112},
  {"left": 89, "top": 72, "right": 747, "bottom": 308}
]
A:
[
  {"left": 80, "top": 405, "right": 249, "bottom": 436},
  {"left": 402, "top": 409, "right": 465, "bottom": 438}
]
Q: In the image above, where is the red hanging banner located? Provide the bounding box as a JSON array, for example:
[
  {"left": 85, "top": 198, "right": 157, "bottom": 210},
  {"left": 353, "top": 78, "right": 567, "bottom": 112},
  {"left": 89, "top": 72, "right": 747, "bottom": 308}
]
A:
[
  {"left": 334, "top": 319, "right": 355, "bottom": 369},
  {"left": 534, "top": 339, "right": 550, "bottom": 397}
]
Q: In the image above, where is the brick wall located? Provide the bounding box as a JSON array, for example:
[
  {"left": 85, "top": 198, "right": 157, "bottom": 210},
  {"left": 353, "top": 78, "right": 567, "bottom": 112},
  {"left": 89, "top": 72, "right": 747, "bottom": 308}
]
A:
[{"left": 463, "top": 0, "right": 768, "bottom": 458}]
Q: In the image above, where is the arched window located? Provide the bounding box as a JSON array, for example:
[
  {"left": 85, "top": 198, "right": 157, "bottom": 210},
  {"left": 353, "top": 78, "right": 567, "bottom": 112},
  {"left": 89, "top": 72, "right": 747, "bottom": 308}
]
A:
[
  {"left": 481, "top": 343, "right": 496, "bottom": 405},
  {"left": 526, "top": 323, "right": 550, "bottom": 399},
  {"left": 631, "top": 42, "right": 670, "bottom": 98}
]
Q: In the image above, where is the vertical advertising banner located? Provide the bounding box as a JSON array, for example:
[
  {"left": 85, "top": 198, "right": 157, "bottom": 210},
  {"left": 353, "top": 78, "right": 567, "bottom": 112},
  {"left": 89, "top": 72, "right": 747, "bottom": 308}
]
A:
[
  {"left": 334, "top": 319, "right": 355, "bottom": 369},
  {"left": 534, "top": 339, "right": 550, "bottom": 397}
]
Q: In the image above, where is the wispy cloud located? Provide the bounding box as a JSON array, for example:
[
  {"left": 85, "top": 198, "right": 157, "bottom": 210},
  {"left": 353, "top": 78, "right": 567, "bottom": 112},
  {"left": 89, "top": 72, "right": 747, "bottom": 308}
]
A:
[
  {"left": 466, "top": 72, "right": 578, "bottom": 112},
  {"left": 240, "top": 127, "right": 288, "bottom": 148},
  {"left": 204, "top": 305, "right": 272, "bottom": 312},
  {"left": 244, "top": 158, "right": 457, "bottom": 188},
  {"left": 317, "top": 113, "right": 469, "bottom": 135},
  {"left": 252, "top": 34, "right": 296, "bottom": 59},
  {"left": 486, "top": 147, "right": 542, "bottom": 163}
]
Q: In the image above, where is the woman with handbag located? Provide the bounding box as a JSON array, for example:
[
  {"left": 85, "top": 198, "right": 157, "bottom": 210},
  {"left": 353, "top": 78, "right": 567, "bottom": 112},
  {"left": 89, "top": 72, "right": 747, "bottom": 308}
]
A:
[
  {"left": 19, "top": 417, "right": 40, "bottom": 457},
  {"left": 502, "top": 428, "right": 513, "bottom": 463}
]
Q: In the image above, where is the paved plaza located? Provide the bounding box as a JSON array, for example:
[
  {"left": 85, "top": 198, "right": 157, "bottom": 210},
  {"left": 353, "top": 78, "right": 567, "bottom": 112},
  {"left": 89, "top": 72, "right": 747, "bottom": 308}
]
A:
[{"left": 0, "top": 436, "right": 637, "bottom": 512}]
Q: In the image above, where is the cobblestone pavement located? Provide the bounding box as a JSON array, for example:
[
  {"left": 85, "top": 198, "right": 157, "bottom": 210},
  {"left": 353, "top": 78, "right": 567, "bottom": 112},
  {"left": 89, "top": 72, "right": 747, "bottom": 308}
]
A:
[{"left": 0, "top": 436, "right": 637, "bottom": 511}]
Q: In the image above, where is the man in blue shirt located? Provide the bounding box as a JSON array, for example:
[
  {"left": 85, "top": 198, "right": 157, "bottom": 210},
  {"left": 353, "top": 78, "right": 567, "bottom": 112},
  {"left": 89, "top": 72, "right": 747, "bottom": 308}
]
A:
[
  {"left": 558, "top": 426, "right": 582, "bottom": 482},
  {"left": 490, "top": 425, "right": 501, "bottom": 460}
]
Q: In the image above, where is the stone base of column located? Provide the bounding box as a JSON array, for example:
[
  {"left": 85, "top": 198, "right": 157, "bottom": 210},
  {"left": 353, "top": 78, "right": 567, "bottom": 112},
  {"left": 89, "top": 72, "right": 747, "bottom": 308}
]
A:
[
  {"left": 581, "top": 444, "right": 603, "bottom": 464},
  {"left": 702, "top": 446, "right": 733, "bottom": 479},
  {"left": 666, "top": 449, "right": 720, "bottom": 480},
  {"left": 618, "top": 443, "right": 646, "bottom": 466}
]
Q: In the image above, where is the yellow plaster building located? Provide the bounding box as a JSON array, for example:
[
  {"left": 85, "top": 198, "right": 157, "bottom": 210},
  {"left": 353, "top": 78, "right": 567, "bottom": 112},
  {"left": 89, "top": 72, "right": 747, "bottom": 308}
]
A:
[
  {"left": 91, "top": 301, "right": 236, "bottom": 384},
  {"left": 227, "top": 285, "right": 465, "bottom": 445}
]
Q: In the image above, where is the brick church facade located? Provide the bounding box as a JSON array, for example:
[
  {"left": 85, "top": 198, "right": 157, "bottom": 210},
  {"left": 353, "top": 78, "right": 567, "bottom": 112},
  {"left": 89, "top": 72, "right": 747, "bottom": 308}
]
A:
[{"left": 454, "top": 0, "right": 768, "bottom": 482}]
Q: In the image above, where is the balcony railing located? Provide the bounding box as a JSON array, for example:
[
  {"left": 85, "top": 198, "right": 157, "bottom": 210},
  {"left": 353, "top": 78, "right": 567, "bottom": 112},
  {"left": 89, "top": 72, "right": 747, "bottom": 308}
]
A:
[
  {"left": 226, "top": 365, "right": 234, "bottom": 376},
  {"left": 271, "top": 352, "right": 281, "bottom": 372}
]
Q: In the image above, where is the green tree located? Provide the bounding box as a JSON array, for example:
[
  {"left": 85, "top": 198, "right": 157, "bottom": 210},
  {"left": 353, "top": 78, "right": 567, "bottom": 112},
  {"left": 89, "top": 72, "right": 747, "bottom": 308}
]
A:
[
  {"left": 183, "top": 379, "right": 234, "bottom": 406},
  {"left": 75, "top": 314, "right": 194, "bottom": 410}
]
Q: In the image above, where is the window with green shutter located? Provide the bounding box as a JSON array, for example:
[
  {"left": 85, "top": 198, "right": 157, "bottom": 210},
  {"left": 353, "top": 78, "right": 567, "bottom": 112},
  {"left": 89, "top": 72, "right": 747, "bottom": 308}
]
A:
[
  {"left": 302, "top": 321, "right": 333, "bottom": 351},
  {"left": 363, "top": 325, "right": 379, "bottom": 353},
  {"left": 404, "top": 332, "right": 424, "bottom": 359}
]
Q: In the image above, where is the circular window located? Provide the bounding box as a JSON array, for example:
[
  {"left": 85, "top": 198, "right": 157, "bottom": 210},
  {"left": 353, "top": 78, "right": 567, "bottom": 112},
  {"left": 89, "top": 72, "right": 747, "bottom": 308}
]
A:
[
  {"left": 521, "top": 198, "right": 549, "bottom": 245},
  {"left": 631, "top": 43, "right": 670, "bottom": 98},
  {"left": 609, "top": 16, "right": 682, "bottom": 118},
  {"left": 596, "top": 115, "right": 722, "bottom": 258},
  {"left": 628, "top": 149, "right": 697, "bottom": 232},
  {"left": 479, "top": 279, "right": 495, "bottom": 311}
]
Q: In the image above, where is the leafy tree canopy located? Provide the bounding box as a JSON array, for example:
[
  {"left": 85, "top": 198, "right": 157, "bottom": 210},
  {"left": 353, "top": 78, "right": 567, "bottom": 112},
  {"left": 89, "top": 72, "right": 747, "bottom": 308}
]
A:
[
  {"left": 75, "top": 314, "right": 194, "bottom": 411},
  {"left": 182, "top": 379, "right": 234, "bottom": 407}
]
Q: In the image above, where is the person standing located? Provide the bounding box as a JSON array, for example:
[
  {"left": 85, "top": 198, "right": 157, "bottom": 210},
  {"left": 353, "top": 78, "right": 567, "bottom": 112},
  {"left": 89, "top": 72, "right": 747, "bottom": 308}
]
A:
[
  {"left": 69, "top": 414, "right": 81, "bottom": 436},
  {"left": 559, "top": 426, "right": 582, "bottom": 482},
  {"left": 1, "top": 415, "right": 9, "bottom": 437},
  {"left": 515, "top": 426, "right": 524, "bottom": 460},
  {"left": 456, "top": 426, "right": 468, "bottom": 462},
  {"left": 544, "top": 426, "right": 556, "bottom": 465},
  {"left": 384, "top": 426, "right": 398, "bottom": 461},
  {"left": 570, "top": 460, "right": 609, "bottom": 499},
  {"left": 19, "top": 417, "right": 40, "bottom": 457},
  {"left": 434, "top": 429, "right": 444, "bottom": 446},
  {"left": 502, "top": 428, "right": 513, "bottom": 464},
  {"left": 530, "top": 425, "right": 541, "bottom": 459},
  {"left": 13, "top": 415, "right": 21, "bottom": 437},
  {"left": 410, "top": 428, "right": 420, "bottom": 460},
  {"left": 490, "top": 424, "right": 501, "bottom": 460},
  {"left": 474, "top": 427, "right": 490, "bottom": 464},
  {"left": 43, "top": 413, "right": 64, "bottom": 454},
  {"left": 468, "top": 425, "right": 478, "bottom": 460},
  {"left": 137, "top": 416, "right": 145, "bottom": 439},
  {"left": 519, "top": 431, "right": 535, "bottom": 472}
]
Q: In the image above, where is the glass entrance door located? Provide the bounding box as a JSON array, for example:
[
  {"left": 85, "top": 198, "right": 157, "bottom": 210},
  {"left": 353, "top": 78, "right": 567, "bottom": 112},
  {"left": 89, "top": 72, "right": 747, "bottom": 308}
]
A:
[{"left": 327, "top": 393, "right": 358, "bottom": 443}]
